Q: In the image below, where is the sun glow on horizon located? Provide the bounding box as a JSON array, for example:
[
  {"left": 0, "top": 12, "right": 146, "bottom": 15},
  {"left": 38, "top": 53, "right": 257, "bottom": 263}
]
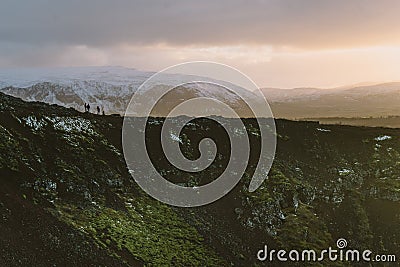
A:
[{"left": 109, "top": 44, "right": 400, "bottom": 89}]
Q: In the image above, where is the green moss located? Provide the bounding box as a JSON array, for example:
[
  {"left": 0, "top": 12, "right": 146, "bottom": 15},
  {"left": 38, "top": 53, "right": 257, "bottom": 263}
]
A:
[
  {"left": 277, "top": 205, "right": 333, "bottom": 250},
  {"left": 56, "top": 197, "right": 225, "bottom": 266},
  {"left": 0, "top": 125, "right": 21, "bottom": 170}
]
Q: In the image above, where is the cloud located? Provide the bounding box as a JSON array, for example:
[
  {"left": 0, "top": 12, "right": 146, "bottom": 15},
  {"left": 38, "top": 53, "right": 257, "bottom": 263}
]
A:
[
  {"left": 1, "top": 1, "right": 400, "bottom": 88},
  {"left": 1, "top": 0, "right": 400, "bottom": 49},
  {"left": 0, "top": 42, "right": 108, "bottom": 67}
]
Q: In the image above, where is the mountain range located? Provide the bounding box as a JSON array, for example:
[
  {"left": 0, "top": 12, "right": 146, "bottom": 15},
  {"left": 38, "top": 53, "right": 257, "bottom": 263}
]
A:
[
  {"left": 1, "top": 67, "right": 400, "bottom": 122},
  {"left": 0, "top": 66, "right": 261, "bottom": 117},
  {"left": 262, "top": 82, "right": 400, "bottom": 119}
]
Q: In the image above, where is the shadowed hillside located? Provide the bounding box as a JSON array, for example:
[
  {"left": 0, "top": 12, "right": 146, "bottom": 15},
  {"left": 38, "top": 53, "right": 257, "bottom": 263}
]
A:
[{"left": 0, "top": 93, "right": 399, "bottom": 266}]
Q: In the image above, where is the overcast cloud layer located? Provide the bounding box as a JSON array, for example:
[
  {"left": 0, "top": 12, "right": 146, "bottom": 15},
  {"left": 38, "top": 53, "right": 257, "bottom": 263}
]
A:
[
  {"left": 2, "top": 0, "right": 400, "bottom": 47},
  {"left": 1, "top": 1, "right": 400, "bottom": 87}
]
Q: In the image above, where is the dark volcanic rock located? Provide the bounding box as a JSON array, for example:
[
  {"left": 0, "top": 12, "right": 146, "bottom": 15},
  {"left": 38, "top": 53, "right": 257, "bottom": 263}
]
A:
[{"left": 0, "top": 92, "right": 399, "bottom": 266}]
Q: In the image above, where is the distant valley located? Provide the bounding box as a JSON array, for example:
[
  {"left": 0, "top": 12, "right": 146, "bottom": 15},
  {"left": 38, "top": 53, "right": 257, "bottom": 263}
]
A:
[{"left": 262, "top": 82, "right": 400, "bottom": 124}]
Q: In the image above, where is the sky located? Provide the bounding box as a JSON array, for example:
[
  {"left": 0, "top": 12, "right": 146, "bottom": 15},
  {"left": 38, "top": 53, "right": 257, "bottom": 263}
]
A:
[{"left": 1, "top": 0, "right": 400, "bottom": 88}]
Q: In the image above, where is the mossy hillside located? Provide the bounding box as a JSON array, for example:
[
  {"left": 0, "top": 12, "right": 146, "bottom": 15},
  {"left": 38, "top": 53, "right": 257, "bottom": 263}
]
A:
[
  {"left": 56, "top": 197, "right": 224, "bottom": 266},
  {"left": 174, "top": 121, "right": 400, "bottom": 266},
  {"left": 1, "top": 92, "right": 400, "bottom": 266},
  {"left": 0, "top": 93, "right": 226, "bottom": 266}
]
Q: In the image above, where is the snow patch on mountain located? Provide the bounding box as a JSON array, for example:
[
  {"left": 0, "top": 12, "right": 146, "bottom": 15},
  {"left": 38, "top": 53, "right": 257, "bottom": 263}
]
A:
[{"left": 0, "top": 66, "right": 262, "bottom": 116}]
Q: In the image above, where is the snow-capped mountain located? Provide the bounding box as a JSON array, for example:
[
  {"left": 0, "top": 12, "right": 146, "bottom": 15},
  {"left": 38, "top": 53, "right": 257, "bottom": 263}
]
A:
[
  {"left": 3, "top": 66, "right": 399, "bottom": 119},
  {"left": 0, "top": 66, "right": 151, "bottom": 114},
  {"left": 0, "top": 66, "right": 153, "bottom": 88},
  {"left": 0, "top": 66, "right": 262, "bottom": 117}
]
